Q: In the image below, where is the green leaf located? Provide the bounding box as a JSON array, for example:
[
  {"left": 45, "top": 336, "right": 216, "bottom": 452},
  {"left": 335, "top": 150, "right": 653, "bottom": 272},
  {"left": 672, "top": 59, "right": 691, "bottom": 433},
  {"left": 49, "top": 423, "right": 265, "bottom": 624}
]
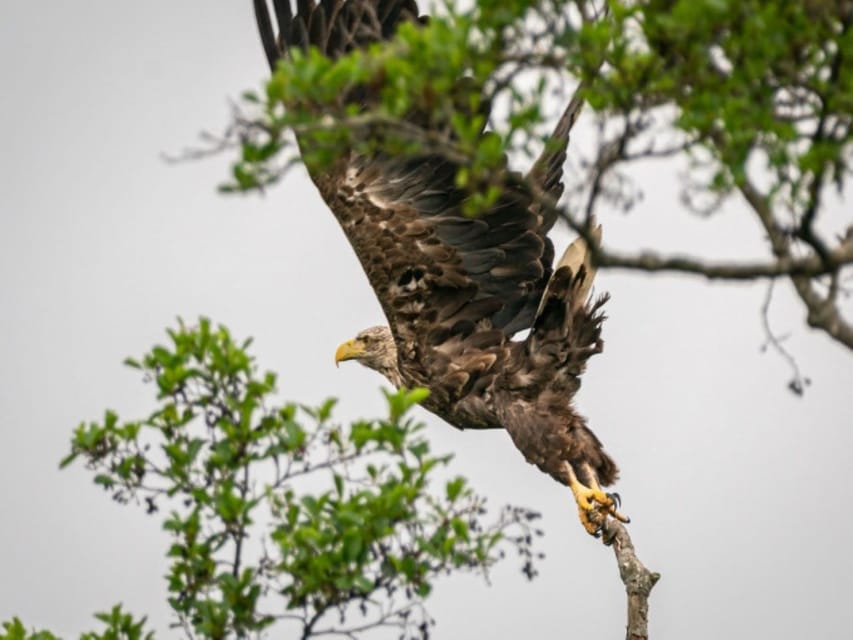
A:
[
  {"left": 446, "top": 477, "right": 466, "bottom": 502},
  {"left": 316, "top": 398, "right": 337, "bottom": 422},
  {"left": 343, "top": 532, "right": 363, "bottom": 563}
]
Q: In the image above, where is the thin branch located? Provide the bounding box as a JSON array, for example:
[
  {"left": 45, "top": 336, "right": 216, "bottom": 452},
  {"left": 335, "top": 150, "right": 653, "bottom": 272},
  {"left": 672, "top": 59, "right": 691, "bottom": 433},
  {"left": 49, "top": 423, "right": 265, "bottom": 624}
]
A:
[
  {"left": 759, "top": 281, "right": 811, "bottom": 395},
  {"left": 173, "top": 615, "right": 198, "bottom": 640},
  {"left": 301, "top": 608, "right": 325, "bottom": 640},
  {"left": 310, "top": 601, "right": 427, "bottom": 638},
  {"left": 232, "top": 462, "right": 250, "bottom": 578},
  {"left": 601, "top": 519, "right": 660, "bottom": 640},
  {"left": 796, "top": 12, "right": 849, "bottom": 261},
  {"left": 593, "top": 242, "right": 853, "bottom": 280}
]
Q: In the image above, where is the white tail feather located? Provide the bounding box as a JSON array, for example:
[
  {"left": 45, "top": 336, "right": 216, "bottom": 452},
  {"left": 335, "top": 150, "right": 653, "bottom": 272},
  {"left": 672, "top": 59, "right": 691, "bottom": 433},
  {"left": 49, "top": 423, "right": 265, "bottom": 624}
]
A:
[
  {"left": 534, "top": 221, "right": 603, "bottom": 321},
  {"left": 556, "top": 222, "right": 602, "bottom": 310}
]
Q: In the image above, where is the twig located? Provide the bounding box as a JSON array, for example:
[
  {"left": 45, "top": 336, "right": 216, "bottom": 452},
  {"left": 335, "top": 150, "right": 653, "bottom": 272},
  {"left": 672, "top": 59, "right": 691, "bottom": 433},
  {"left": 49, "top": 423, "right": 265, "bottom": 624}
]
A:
[{"left": 759, "top": 281, "right": 811, "bottom": 395}]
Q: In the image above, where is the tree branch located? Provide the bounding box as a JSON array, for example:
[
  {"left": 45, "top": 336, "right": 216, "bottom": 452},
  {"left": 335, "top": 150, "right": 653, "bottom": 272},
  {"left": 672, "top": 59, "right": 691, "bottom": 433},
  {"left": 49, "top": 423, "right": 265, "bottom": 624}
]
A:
[
  {"left": 738, "top": 176, "right": 853, "bottom": 349},
  {"left": 601, "top": 519, "right": 660, "bottom": 640},
  {"left": 594, "top": 242, "right": 853, "bottom": 280}
]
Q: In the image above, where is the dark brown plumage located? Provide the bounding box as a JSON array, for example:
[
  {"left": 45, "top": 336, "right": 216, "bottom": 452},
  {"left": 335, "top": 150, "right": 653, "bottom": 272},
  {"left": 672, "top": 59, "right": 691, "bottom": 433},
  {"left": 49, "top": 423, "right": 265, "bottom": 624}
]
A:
[{"left": 255, "top": 0, "right": 627, "bottom": 534}]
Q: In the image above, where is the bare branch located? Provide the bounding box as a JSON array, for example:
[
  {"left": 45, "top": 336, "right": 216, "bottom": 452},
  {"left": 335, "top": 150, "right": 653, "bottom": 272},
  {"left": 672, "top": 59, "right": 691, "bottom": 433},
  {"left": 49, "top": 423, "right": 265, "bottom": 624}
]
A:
[
  {"left": 601, "top": 519, "right": 659, "bottom": 640},
  {"left": 593, "top": 242, "right": 853, "bottom": 280},
  {"left": 759, "top": 281, "right": 811, "bottom": 395}
]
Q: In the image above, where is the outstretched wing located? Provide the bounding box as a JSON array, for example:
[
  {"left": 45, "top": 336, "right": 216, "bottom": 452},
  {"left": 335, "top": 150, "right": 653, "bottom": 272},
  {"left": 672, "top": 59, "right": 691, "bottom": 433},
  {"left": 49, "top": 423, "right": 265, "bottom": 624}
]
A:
[
  {"left": 255, "top": 1, "right": 578, "bottom": 361},
  {"left": 525, "top": 89, "right": 585, "bottom": 233}
]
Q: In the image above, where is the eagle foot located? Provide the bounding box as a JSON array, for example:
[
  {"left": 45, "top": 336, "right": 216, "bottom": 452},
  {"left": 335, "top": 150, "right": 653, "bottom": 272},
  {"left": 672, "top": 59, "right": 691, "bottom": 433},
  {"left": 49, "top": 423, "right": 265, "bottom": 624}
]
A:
[{"left": 568, "top": 471, "right": 630, "bottom": 536}]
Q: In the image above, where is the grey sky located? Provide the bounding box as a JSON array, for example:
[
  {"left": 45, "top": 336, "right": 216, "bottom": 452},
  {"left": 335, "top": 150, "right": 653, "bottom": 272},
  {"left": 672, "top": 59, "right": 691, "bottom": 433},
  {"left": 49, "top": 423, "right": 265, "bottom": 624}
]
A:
[{"left": 1, "top": 2, "right": 852, "bottom": 639}]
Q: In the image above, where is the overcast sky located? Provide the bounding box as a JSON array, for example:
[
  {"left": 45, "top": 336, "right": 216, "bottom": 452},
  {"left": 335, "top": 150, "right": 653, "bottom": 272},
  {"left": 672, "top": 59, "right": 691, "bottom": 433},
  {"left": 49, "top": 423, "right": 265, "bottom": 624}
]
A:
[{"left": 1, "top": 3, "right": 852, "bottom": 639}]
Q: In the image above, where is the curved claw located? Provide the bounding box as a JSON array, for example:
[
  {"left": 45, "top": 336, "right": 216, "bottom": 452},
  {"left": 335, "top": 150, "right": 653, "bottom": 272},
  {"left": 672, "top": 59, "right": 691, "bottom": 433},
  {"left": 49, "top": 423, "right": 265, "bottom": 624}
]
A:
[{"left": 600, "top": 491, "right": 630, "bottom": 524}]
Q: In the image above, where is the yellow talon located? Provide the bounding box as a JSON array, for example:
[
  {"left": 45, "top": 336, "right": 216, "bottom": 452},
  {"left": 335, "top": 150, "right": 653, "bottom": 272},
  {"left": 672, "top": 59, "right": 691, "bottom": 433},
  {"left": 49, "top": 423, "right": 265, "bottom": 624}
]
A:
[{"left": 566, "top": 463, "right": 630, "bottom": 536}]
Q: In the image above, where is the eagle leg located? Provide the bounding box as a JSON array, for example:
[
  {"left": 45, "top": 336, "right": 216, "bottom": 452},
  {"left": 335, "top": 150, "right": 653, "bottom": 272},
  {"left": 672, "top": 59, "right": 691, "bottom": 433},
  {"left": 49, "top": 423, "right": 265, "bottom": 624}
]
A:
[{"left": 565, "top": 462, "right": 630, "bottom": 536}]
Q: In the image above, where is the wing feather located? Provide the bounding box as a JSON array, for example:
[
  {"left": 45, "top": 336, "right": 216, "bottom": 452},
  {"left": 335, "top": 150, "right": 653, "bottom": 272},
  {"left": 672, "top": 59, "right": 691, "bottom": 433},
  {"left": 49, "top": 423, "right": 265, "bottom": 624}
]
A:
[{"left": 525, "top": 89, "right": 585, "bottom": 232}]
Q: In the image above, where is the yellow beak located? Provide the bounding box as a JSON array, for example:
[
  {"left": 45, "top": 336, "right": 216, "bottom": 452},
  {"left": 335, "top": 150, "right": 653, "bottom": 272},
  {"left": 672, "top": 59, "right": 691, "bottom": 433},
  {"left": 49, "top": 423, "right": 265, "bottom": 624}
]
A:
[{"left": 334, "top": 338, "right": 365, "bottom": 367}]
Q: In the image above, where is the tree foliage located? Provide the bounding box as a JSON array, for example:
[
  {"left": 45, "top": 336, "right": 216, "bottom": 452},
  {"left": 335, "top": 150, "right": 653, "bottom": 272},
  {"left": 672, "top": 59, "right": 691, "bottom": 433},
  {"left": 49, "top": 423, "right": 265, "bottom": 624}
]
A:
[
  {"left": 222, "top": 0, "right": 852, "bottom": 358},
  {"left": 5, "top": 319, "right": 541, "bottom": 639}
]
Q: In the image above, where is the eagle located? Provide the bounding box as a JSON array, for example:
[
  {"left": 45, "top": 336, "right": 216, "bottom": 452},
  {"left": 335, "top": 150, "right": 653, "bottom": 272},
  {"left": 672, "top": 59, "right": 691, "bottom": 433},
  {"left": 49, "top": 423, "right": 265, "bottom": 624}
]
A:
[{"left": 254, "top": 0, "right": 628, "bottom": 535}]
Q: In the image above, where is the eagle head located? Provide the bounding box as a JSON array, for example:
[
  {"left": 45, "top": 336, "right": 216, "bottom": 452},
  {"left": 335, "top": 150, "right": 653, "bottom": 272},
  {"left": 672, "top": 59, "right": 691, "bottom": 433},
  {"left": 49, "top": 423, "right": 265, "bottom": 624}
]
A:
[{"left": 334, "top": 326, "right": 401, "bottom": 386}]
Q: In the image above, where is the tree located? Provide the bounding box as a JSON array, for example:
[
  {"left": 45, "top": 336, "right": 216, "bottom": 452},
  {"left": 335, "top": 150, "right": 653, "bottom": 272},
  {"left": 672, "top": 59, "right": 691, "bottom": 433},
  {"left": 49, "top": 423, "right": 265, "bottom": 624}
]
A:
[
  {"left": 2, "top": 319, "right": 541, "bottom": 639},
  {"left": 222, "top": 0, "right": 852, "bottom": 391}
]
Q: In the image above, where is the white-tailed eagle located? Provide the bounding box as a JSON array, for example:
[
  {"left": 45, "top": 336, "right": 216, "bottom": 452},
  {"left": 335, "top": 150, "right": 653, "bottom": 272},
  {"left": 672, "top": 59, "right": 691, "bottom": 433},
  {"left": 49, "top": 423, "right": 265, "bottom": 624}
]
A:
[{"left": 254, "top": 0, "right": 627, "bottom": 535}]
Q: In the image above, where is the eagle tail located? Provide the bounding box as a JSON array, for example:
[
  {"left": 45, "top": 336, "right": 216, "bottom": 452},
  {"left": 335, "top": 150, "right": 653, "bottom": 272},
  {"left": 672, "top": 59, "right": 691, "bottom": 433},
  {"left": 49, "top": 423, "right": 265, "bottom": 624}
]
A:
[
  {"left": 528, "top": 222, "right": 607, "bottom": 381},
  {"left": 554, "top": 221, "right": 602, "bottom": 312}
]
